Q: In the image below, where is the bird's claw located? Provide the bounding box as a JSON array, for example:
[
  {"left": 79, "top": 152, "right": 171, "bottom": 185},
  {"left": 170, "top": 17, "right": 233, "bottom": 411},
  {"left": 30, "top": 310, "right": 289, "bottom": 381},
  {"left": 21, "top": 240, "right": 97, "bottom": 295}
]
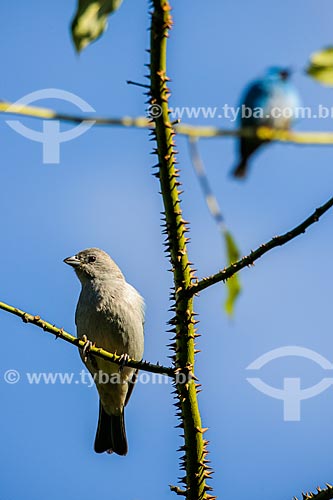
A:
[
  {"left": 118, "top": 353, "right": 130, "bottom": 372},
  {"left": 81, "top": 335, "right": 94, "bottom": 362}
]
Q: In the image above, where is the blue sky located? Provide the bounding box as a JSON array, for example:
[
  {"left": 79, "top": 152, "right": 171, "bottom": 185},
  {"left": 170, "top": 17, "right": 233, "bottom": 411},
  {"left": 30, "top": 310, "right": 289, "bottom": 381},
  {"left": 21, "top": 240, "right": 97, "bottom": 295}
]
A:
[{"left": 1, "top": 1, "right": 333, "bottom": 499}]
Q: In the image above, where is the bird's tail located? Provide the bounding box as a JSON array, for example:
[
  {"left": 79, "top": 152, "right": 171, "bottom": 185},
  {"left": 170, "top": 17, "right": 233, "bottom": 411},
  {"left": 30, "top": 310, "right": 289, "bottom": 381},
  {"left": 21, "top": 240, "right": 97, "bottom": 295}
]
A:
[
  {"left": 94, "top": 402, "right": 128, "bottom": 456},
  {"left": 110, "top": 412, "right": 127, "bottom": 456},
  {"left": 232, "top": 158, "right": 248, "bottom": 178}
]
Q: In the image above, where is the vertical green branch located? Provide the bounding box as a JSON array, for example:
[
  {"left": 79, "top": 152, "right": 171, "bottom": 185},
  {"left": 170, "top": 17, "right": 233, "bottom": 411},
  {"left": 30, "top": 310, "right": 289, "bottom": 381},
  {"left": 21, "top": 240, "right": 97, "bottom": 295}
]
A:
[{"left": 149, "top": 2, "right": 214, "bottom": 499}]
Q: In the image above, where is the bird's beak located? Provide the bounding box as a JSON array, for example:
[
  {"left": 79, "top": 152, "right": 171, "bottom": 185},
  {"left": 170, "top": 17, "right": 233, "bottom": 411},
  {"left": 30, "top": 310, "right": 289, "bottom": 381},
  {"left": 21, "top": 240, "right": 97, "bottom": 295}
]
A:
[{"left": 63, "top": 255, "right": 81, "bottom": 267}]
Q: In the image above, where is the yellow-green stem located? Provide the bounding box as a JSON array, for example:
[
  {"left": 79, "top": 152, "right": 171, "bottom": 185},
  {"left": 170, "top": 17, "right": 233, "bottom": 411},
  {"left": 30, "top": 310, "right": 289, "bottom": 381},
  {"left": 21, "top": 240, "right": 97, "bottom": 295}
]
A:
[{"left": 150, "top": 2, "right": 214, "bottom": 499}]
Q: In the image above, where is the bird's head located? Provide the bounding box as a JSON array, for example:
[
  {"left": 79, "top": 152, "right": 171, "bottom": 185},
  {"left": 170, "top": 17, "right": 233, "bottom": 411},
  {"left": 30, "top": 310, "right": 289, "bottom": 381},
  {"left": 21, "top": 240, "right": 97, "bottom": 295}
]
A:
[
  {"left": 266, "top": 66, "right": 292, "bottom": 81},
  {"left": 64, "top": 248, "right": 123, "bottom": 283}
]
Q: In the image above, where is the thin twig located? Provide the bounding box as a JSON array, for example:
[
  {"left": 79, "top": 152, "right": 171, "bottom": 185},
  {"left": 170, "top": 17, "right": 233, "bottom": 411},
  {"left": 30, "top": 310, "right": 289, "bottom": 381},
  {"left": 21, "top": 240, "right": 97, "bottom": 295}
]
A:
[
  {"left": 126, "top": 80, "right": 150, "bottom": 89},
  {"left": 0, "top": 301, "right": 174, "bottom": 377},
  {"left": 188, "top": 196, "right": 333, "bottom": 296},
  {"left": 188, "top": 137, "right": 225, "bottom": 229}
]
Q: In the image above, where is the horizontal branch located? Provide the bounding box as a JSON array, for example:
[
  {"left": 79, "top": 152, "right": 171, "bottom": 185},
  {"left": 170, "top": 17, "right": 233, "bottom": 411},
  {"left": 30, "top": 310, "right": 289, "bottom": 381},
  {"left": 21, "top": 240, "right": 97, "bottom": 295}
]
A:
[
  {"left": 1, "top": 101, "right": 333, "bottom": 144},
  {"left": 178, "top": 124, "right": 333, "bottom": 144},
  {"left": 0, "top": 300, "right": 174, "bottom": 377},
  {"left": 0, "top": 101, "right": 150, "bottom": 128},
  {"left": 188, "top": 196, "right": 333, "bottom": 296}
]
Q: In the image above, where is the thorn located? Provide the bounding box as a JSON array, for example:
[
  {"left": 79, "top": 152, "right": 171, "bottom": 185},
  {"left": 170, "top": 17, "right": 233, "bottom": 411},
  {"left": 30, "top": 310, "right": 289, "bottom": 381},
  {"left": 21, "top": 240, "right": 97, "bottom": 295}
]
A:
[
  {"left": 55, "top": 327, "right": 64, "bottom": 340},
  {"left": 22, "top": 313, "right": 30, "bottom": 323},
  {"left": 169, "top": 485, "right": 186, "bottom": 496},
  {"left": 196, "top": 427, "right": 209, "bottom": 434}
]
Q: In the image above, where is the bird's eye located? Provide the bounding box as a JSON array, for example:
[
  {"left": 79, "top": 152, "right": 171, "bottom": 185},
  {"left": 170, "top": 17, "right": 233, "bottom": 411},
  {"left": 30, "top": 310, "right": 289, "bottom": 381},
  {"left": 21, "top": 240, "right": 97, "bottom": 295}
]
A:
[{"left": 87, "top": 255, "right": 96, "bottom": 263}]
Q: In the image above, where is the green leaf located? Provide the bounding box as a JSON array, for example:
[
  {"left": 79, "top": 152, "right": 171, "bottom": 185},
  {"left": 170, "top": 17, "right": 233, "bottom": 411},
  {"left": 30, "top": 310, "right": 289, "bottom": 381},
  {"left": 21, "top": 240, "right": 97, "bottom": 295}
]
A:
[
  {"left": 71, "top": 0, "right": 123, "bottom": 53},
  {"left": 306, "top": 46, "right": 333, "bottom": 86},
  {"left": 223, "top": 230, "right": 241, "bottom": 317}
]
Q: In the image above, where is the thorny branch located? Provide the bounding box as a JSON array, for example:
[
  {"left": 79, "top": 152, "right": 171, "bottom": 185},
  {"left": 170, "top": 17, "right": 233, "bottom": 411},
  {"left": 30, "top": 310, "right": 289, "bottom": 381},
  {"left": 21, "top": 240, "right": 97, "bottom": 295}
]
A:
[
  {"left": 189, "top": 196, "right": 333, "bottom": 296},
  {"left": 0, "top": 301, "right": 174, "bottom": 377},
  {"left": 149, "top": 1, "right": 214, "bottom": 499}
]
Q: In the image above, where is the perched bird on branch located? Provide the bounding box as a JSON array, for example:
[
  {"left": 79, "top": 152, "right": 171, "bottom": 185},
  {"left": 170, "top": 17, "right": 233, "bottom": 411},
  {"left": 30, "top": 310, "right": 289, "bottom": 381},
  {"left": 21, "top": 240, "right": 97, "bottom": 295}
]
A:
[
  {"left": 64, "top": 248, "right": 144, "bottom": 456},
  {"left": 232, "top": 67, "right": 301, "bottom": 178}
]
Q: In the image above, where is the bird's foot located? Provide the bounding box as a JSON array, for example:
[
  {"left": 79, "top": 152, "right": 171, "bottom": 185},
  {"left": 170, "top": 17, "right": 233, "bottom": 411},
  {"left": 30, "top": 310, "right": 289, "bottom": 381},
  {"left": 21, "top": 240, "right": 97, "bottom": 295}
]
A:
[
  {"left": 118, "top": 353, "right": 130, "bottom": 372},
  {"left": 81, "top": 335, "right": 94, "bottom": 362}
]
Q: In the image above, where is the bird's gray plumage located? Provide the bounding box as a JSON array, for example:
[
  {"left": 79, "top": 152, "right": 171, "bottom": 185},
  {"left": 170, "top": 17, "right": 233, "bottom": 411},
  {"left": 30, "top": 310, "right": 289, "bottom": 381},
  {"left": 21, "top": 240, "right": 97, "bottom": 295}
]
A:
[{"left": 64, "top": 248, "right": 144, "bottom": 455}]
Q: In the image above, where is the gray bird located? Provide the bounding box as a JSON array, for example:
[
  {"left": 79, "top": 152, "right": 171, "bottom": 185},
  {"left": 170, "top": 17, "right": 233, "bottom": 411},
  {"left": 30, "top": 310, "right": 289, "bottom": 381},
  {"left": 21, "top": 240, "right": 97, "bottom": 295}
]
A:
[{"left": 64, "top": 248, "right": 144, "bottom": 455}]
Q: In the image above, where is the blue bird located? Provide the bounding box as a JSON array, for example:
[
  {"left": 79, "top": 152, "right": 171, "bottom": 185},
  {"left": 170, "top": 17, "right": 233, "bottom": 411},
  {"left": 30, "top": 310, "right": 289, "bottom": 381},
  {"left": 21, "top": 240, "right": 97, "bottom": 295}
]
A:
[{"left": 232, "top": 67, "right": 301, "bottom": 178}]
